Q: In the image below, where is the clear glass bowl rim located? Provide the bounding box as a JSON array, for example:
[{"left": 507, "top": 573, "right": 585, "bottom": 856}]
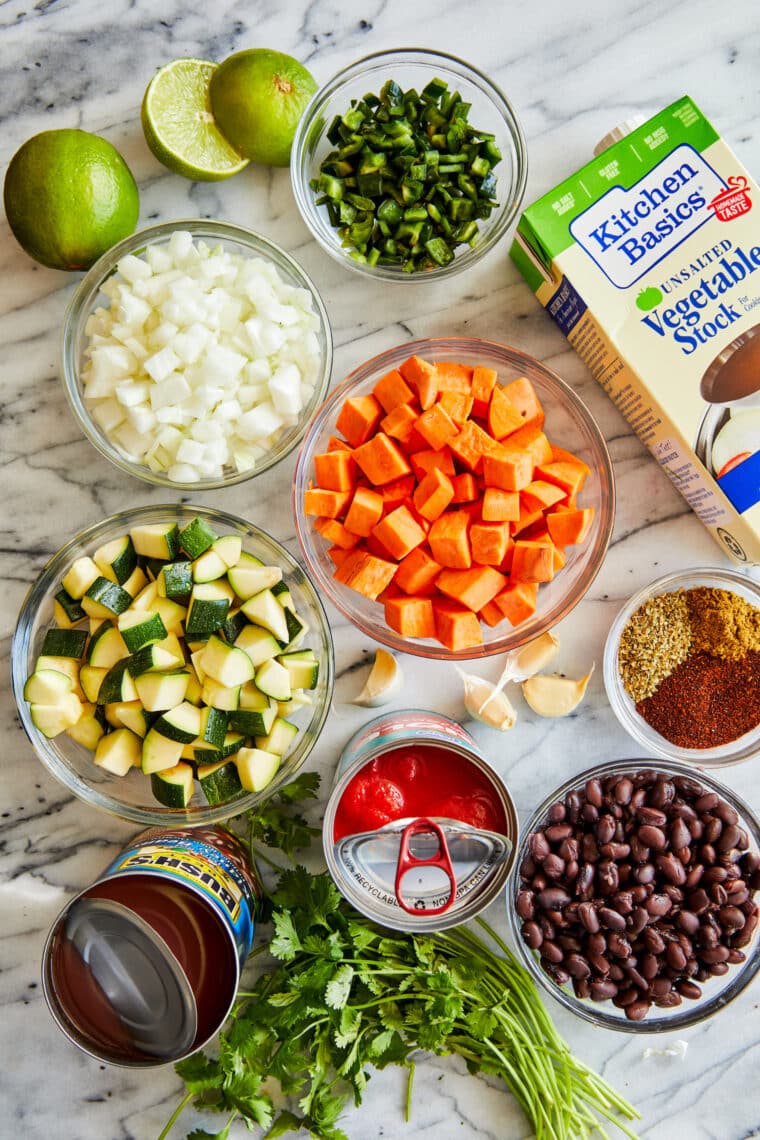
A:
[
  {"left": 603, "top": 566, "right": 760, "bottom": 767},
  {"left": 293, "top": 334, "right": 615, "bottom": 660},
  {"left": 11, "top": 502, "right": 335, "bottom": 826},
  {"left": 508, "top": 756, "right": 760, "bottom": 1032},
  {"left": 290, "top": 46, "right": 528, "bottom": 282},
  {"left": 60, "top": 218, "right": 334, "bottom": 490}
]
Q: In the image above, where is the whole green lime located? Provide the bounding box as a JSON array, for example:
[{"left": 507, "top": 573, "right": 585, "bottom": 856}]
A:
[
  {"left": 3, "top": 129, "right": 139, "bottom": 270},
  {"left": 209, "top": 48, "right": 317, "bottom": 167}
]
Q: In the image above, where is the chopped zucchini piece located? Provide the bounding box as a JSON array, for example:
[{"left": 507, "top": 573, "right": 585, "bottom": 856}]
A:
[
  {"left": 130, "top": 522, "right": 180, "bottom": 561},
  {"left": 185, "top": 583, "right": 231, "bottom": 640},
  {"left": 153, "top": 701, "right": 203, "bottom": 743},
  {"left": 197, "top": 758, "right": 244, "bottom": 806},
  {"left": 255, "top": 658, "right": 292, "bottom": 702},
  {"left": 200, "top": 677, "right": 241, "bottom": 712},
  {"left": 54, "top": 588, "right": 85, "bottom": 625},
  {"left": 79, "top": 664, "right": 108, "bottom": 703},
  {"left": 98, "top": 659, "right": 139, "bottom": 704},
  {"left": 277, "top": 649, "right": 320, "bottom": 690},
  {"left": 179, "top": 517, "right": 218, "bottom": 559},
  {"left": 235, "top": 624, "right": 281, "bottom": 667},
  {"left": 255, "top": 717, "right": 299, "bottom": 757},
  {"left": 134, "top": 669, "right": 190, "bottom": 712},
  {"left": 66, "top": 707, "right": 105, "bottom": 750},
  {"left": 24, "top": 668, "right": 73, "bottom": 704},
  {"left": 142, "top": 725, "right": 185, "bottom": 773},
  {"left": 30, "top": 693, "right": 83, "bottom": 738},
  {"left": 61, "top": 556, "right": 100, "bottom": 599},
  {"left": 158, "top": 561, "right": 193, "bottom": 599},
  {"left": 151, "top": 762, "right": 195, "bottom": 807},
  {"left": 227, "top": 553, "right": 282, "bottom": 600},
  {"left": 95, "top": 727, "right": 141, "bottom": 775},
  {"left": 212, "top": 535, "right": 242, "bottom": 569},
  {"left": 40, "top": 628, "right": 88, "bottom": 659},
  {"left": 117, "top": 609, "right": 167, "bottom": 653},
  {"left": 200, "top": 634, "right": 256, "bottom": 687},
  {"left": 235, "top": 746, "right": 281, "bottom": 793},
  {"left": 241, "top": 588, "right": 289, "bottom": 643},
  {"left": 82, "top": 577, "right": 132, "bottom": 619},
  {"left": 87, "top": 622, "right": 128, "bottom": 668},
  {"left": 93, "top": 535, "right": 137, "bottom": 584}
]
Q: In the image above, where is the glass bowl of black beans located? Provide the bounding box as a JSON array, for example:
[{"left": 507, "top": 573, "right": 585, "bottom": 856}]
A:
[{"left": 509, "top": 759, "right": 760, "bottom": 1030}]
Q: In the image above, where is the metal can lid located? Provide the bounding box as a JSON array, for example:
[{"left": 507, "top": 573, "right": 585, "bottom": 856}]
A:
[
  {"left": 334, "top": 817, "right": 512, "bottom": 931},
  {"left": 593, "top": 114, "right": 646, "bottom": 157},
  {"left": 64, "top": 897, "right": 197, "bottom": 1059}
]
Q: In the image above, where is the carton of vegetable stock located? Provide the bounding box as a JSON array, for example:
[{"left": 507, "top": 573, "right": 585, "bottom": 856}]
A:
[{"left": 511, "top": 96, "right": 760, "bottom": 565}]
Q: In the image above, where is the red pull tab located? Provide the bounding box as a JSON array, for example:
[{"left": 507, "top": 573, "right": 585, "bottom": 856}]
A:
[{"left": 394, "top": 818, "right": 457, "bottom": 916}]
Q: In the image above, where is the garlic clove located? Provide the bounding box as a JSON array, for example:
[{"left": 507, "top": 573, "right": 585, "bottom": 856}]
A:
[
  {"left": 484, "top": 630, "right": 561, "bottom": 709},
  {"left": 521, "top": 663, "right": 595, "bottom": 718},
  {"left": 352, "top": 648, "right": 402, "bottom": 707},
  {"left": 457, "top": 668, "right": 517, "bottom": 731},
  {"left": 511, "top": 630, "right": 560, "bottom": 682}
]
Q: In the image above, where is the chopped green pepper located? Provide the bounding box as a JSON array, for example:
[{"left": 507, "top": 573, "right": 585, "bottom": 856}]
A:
[{"left": 310, "top": 76, "right": 501, "bottom": 272}]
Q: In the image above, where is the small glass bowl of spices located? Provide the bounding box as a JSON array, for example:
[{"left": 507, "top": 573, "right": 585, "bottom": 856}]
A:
[{"left": 603, "top": 568, "right": 760, "bottom": 767}]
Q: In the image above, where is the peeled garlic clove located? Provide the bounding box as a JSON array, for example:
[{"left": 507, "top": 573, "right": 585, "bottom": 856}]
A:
[
  {"left": 353, "top": 648, "right": 402, "bottom": 707},
  {"left": 511, "top": 630, "right": 560, "bottom": 682},
  {"left": 489, "top": 630, "right": 561, "bottom": 698},
  {"left": 521, "top": 663, "right": 595, "bottom": 718},
  {"left": 457, "top": 668, "right": 517, "bottom": 731}
]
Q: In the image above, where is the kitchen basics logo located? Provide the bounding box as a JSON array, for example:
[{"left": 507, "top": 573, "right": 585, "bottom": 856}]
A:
[{"left": 570, "top": 144, "right": 726, "bottom": 288}]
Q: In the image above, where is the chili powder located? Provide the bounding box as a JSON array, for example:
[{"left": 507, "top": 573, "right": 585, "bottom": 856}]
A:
[{"left": 636, "top": 650, "right": 760, "bottom": 749}]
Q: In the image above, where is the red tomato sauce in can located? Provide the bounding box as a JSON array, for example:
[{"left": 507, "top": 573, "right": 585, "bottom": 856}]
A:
[{"left": 333, "top": 742, "right": 508, "bottom": 841}]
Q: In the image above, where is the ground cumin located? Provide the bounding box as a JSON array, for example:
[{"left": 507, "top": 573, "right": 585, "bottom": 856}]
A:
[{"left": 687, "top": 586, "right": 760, "bottom": 661}]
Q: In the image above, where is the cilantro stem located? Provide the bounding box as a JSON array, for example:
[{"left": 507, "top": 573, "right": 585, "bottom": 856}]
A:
[
  {"left": 156, "top": 1090, "right": 193, "bottom": 1140},
  {"left": 405, "top": 1061, "right": 415, "bottom": 1123},
  {"left": 249, "top": 844, "right": 283, "bottom": 872}
]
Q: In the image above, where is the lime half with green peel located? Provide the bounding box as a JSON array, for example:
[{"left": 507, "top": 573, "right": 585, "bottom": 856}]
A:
[
  {"left": 3, "top": 128, "right": 139, "bottom": 271},
  {"left": 141, "top": 58, "right": 249, "bottom": 181},
  {"left": 209, "top": 48, "right": 317, "bottom": 167}
]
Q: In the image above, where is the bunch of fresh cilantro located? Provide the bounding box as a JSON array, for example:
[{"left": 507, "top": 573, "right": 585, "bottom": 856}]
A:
[{"left": 159, "top": 776, "right": 640, "bottom": 1140}]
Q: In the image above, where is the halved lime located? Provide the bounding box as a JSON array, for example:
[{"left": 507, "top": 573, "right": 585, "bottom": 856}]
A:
[{"left": 141, "top": 58, "right": 249, "bottom": 181}]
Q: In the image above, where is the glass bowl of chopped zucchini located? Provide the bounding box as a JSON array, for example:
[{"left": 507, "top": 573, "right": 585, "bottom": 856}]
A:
[
  {"left": 61, "top": 220, "right": 333, "bottom": 489},
  {"left": 603, "top": 567, "right": 760, "bottom": 767},
  {"left": 293, "top": 336, "right": 614, "bottom": 660},
  {"left": 11, "top": 504, "right": 334, "bottom": 824},
  {"left": 291, "top": 48, "right": 527, "bottom": 280}
]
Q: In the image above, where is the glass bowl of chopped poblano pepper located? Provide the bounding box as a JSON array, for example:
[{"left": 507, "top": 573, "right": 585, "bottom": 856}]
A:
[
  {"left": 291, "top": 48, "right": 527, "bottom": 279},
  {"left": 603, "top": 566, "right": 760, "bottom": 766}
]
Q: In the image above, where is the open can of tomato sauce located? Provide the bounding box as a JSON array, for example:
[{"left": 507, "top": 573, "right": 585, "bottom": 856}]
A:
[
  {"left": 41, "top": 826, "right": 261, "bottom": 1067},
  {"left": 324, "top": 710, "right": 518, "bottom": 932}
]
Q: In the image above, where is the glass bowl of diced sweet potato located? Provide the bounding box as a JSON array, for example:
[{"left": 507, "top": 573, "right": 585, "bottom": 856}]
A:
[{"left": 293, "top": 337, "right": 615, "bottom": 660}]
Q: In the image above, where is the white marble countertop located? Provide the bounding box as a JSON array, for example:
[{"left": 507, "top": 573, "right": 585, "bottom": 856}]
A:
[{"left": 2, "top": 1, "right": 760, "bottom": 1137}]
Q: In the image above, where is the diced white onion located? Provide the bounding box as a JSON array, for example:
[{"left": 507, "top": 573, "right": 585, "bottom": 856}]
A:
[{"left": 82, "top": 231, "right": 323, "bottom": 482}]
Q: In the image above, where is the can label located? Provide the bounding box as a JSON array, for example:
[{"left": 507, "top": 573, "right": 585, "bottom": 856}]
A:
[{"left": 106, "top": 833, "right": 256, "bottom": 963}]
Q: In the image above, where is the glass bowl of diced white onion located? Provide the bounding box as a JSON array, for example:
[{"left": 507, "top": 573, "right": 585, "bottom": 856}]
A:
[{"left": 61, "top": 220, "right": 333, "bottom": 489}]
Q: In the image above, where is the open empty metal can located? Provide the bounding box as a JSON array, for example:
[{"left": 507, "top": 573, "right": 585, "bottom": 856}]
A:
[
  {"left": 323, "top": 710, "right": 518, "bottom": 931},
  {"left": 42, "top": 826, "right": 261, "bottom": 1067}
]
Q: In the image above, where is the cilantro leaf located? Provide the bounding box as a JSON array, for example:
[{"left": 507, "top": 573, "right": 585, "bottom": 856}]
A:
[{"left": 324, "top": 964, "right": 354, "bottom": 1010}]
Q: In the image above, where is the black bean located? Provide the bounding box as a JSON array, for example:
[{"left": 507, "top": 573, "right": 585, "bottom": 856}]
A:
[
  {"left": 677, "top": 980, "right": 702, "bottom": 1000},
  {"left": 643, "top": 927, "right": 666, "bottom": 954},
  {"left": 676, "top": 910, "right": 700, "bottom": 936},
  {"left": 666, "top": 942, "right": 687, "bottom": 971},
  {"left": 585, "top": 778, "right": 603, "bottom": 807},
  {"left": 688, "top": 888, "right": 710, "bottom": 914},
  {"left": 614, "top": 777, "right": 634, "bottom": 805},
  {"left": 543, "top": 854, "right": 565, "bottom": 880},
  {"left": 588, "top": 953, "right": 611, "bottom": 976},
  {"left": 716, "top": 824, "right": 740, "bottom": 853},
  {"left": 541, "top": 940, "right": 564, "bottom": 965},
  {"left": 591, "top": 979, "right": 618, "bottom": 1000},
  {"left": 700, "top": 945, "right": 730, "bottom": 965},
  {"left": 546, "top": 964, "right": 570, "bottom": 986},
  {"left": 653, "top": 991, "right": 682, "bottom": 1009},
  {"left": 703, "top": 816, "right": 723, "bottom": 844},
  {"left": 599, "top": 906, "right": 626, "bottom": 932},
  {"left": 581, "top": 834, "right": 599, "bottom": 862},
  {"left": 521, "top": 922, "right": 543, "bottom": 949},
  {"left": 684, "top": 864, "right": 705, "bottom": 890},
  {"left": 625, "top": 998, "right": 651, "bottom": 1021},
  {"left": 633, "top": 863, "right": 656, "bottom": 885},
  {"left": 674, "top": 775, "right": 703, "bottom": 798},
  {"left": 649, "top": 779, "right": 675, "bottom": 808},
  {"left": 577, "top": 901, "right": 599, "bottom": 933},
  {"left": 607, "top": 932, "right": 632, "bottom": 958},
  {"left": 627, "top": 907, "right": 649, "bottom": 937},
  {"left": 645, "top": 894, "right": 672, "bottom": 917},
  {"left": 516, "top": 890, "right": 535, "bottom": 921},
  {"left": 727, "top": 949, "right": 746, "bottom": 964},
  {"left": 641, "top": 953, "right": 659, "bottom": 980},
  {"left": 565, "top": 953, "right": 591, "bottom": 979},
  {"left": 714, "top": 801, "right": 738, "bottom": 826},
  {"left": 596, "top": 815, "right": 616, "bottom": 844},
  {"left": 547, "top": 802, "right": 566, "bottom": 823},
  {"left": 545, "top": 823, "right": 573, "bottom": 843},
  {"left": 638, "top": 806, "right": 668, "bottom": 827},
  {"left": 638, "top": 824, "right": 666, "bottom": 851},
  {"left": 559, "top": 837, "right": 579, "bottom": 863},
  {"left": 670, "top": 817, "right": 692, "bottom": 850},
  {"left": 656, "top": 853, "right": 687, "bottom": 885},
  {"left": 695, "top": 793, "right": 719, "bottom": 813},
  {"left": 537, "top": 887, "right": 571, "bottom": 910}
]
